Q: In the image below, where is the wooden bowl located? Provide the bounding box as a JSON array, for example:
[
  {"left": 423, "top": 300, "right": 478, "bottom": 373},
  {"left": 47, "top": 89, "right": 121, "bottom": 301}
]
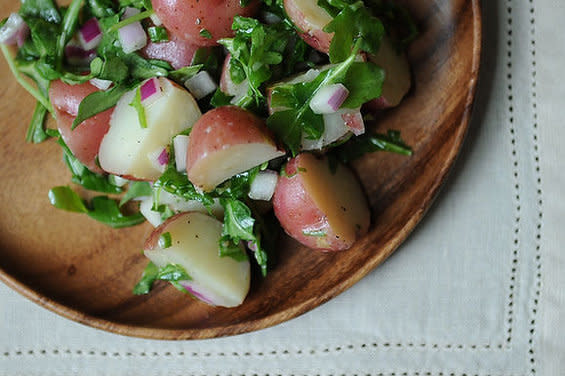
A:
[{"left": 0, "top": 0, "right": 481, "bottom": 339}]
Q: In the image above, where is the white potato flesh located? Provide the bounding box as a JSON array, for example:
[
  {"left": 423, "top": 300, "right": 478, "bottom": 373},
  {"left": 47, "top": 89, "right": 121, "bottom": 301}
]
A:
[
  {"left": 98, "top": 77, "right": 201, "bottom": 180},
  {"left": 189, "top": 144, "right": 284, "bottom": 191},
  {"left": 367, "top": 37, "right": 411, "bottom": 107},
  {"left": 144, "top": 212, "right": 250, "bottom": 307}
]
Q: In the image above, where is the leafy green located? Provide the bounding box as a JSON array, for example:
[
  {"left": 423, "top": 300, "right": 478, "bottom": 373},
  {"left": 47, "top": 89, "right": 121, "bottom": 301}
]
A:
[
  {"left": 85, "top": 0, "right": 117, "bottom": 18},
  {"left": 219, "top": 16, "right": 290, "bottom": 108},
  {"left": 19, "top": 0, "right": 61, "bottom": 24},
  {"left": 267, "top": 41, "right": 384, "bottom": 155},
  {"left": 55, "top": 0, "right": 83, "bottom": 71},
  {"left": 319, "top": 0, "right": 385, "bottom": 63},
  {"left": 48, "top": 186, "right": 145, "bottom": 228},
  {"left": 158, "top": 232, "right": 172, "bottom": 249},
  {"left": 168, "top": 64, "right": 202, "bottom": 85},
  {"left": 119, "top": 181, "right": 152, "bottom": 207},
  {"left": 129, "top": 86, "right": 148, "bottom": 128},
  {"left": 133, "top": 262, "right": 191, "bottom": 295},
  {"left": 48, "top": 186, "right": 88, "bottom": 213},
  {"left": 334, "top": 130, "right": 413, "bottom": 163},
  {"left": 72, "top": 84, "right": 130, "bottom": 129},
  {"left": 210, "top": 88, "right": 234, "bottom": 108},
  {"left": 87, "top": 196, "right": 146, "bottom": 228},
  {"left": 199, "top": 28, "right": 212, "bottom": 39},
  {"left": 148, "top": 26, "right": 168, "bottom": 42},
  {"left": 26, "top": 102, "right": 50, "bottom": 143},
  {"left": 106, "top": 9, "right": 153, "bottom": 34}
]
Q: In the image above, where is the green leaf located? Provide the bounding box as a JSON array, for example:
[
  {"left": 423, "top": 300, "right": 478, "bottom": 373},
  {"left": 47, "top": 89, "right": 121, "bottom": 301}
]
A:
[
  {"left": 85, "top": 0, "right": 117, "bottom": 18},
  {"left": 168, "top": 64, "right": 202, "bottom": 84},
  {"left": 210, "top": 88, "right": 234, "bottom": 108},
  {"left": 19, "top": 0, "right": 62, "bottom": 24},
  {"left": 133, "top": 261, "right": 159, "bottom": 295},
  {"left": 129, "top": 86, "right": 148, "bottom": 128},
  {"left": 334, "top": 130, "right": 413, "bottom": 163},
  {"left": 158, "top": 232, "right": 172, "bottom": 249},
  {"left": 340, "top": 62, "right": 385, "bottom": 108},
  {"left": 148, "top": 26, "right": 168, "bottom": 42},
  {"left": 119, "top": 181, "right": 152, "bottom": 206},
  {"left": 25, "top": 102, "right": 49, "bottom": 143},
  {"left": 156, "top": 264, "right": 191, "bottom": 281},
  {"left": 87, "top": 196, "right": 146, "bottom": 228},
  {"left": 48, "top": 186, "right": 88, "bottom": 213},
  {"left": 199, "top": 28, "right": 212, "bottom": 39},
  {"left": 221, "top": 199, "right": 255, "bottom": 242},
  {"left": 72, "top": 84, "right": 129, "bottom": 129},
  {"left": 55, "top": 0, "right": 83, "bottom": 71}
]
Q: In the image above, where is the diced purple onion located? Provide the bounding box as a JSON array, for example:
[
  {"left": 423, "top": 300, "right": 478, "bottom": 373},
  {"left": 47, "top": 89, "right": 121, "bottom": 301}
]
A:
[
  {"left": 309, "top": 83, "right": 350, "bottom": 114},
  {"left": 78, "top": 18, "right": 102, "bottom": 50},
  {"left": 140, "top": 77, "right": 161, "bottom": 101},
  {"left": 0, "top": 13, "right": 29, "bottom": 47},
  {"left": 118, "top": 8, "right": 147, "bottom": 54},
  {"left": 179, "top": 281, "right": 217, "bottom": 306},
  {"left": 248, "top": 170, "right": 279, "bottom": 201},
  {"left": 341, "top": 110, "right": 365, "bottom": 136},
  {"left": 89, "top": 78, "right": 113, "bottom": 90},
  {"left": 184, "top": 71, "right": 218, "bottom": 100},
  {"left": 65, "top": 44, "right": 97, "bottom": 66},
  {"left": 158, "top": 148, "right": 169, "bottom": 165},
  {"left": 173, "top": 135, "right": 190, "bottom": 172}
]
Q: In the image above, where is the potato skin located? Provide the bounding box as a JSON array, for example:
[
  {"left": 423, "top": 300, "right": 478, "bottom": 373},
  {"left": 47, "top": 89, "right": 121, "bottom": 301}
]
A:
[
  {"left": 273, "top": 153, "right": 370, "bottom": 251},
  {"left": 152, "top": 0, "right": 260, "bottom": 46},
  {"left": 49, "top": 80, "right": 112, "bottom": 173},
  {"left": 283, "top": 0, "right": 333, "bottom": 53},
  {"left": 140, "top": 34, "right": 205, "bottom": 70}
]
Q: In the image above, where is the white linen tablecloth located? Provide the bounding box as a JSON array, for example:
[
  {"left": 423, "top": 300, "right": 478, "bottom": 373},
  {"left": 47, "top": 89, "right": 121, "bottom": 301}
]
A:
[{"left": 1, "top": 0, "right": 564, "bottom": 374}]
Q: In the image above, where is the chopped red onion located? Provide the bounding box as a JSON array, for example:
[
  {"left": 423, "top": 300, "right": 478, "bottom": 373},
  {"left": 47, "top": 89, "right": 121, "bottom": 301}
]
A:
[
  {"left": 78, "top": 18, "right": 102, "bottom": 50},
  {"left": 341, "top": 109, "right": 365, "bottom": 136},
  {"left": 140, "top": 77, "right": 161, "bottom": 101},
  {"left": 118, "top": 8, "right": 147, "bottom": 54},
  {"left": 309, "top": 83, "right": 350, "bottom": 114},
  {"left": 65, "top": 44, "right": 97, "bottom": 66},
  {"left": 0, "top": 13, "right": 29, "bottom": 47},
  {"left": 179, "top": 281, "right": 217, "bottom": 306},
  {"left": 184, "top": 71, "right": 218, "bottom": 100},
  {"left": 173, "top": 135, "right": 190, "bottom": 172},
  {"left": 89, "top": 78, "right": 113, "bottom": 90},
  {"left": 248, "top": 170, "right": 279, "bottom": 201},
  {"left": 158, "top": 148, "right": 169, "bottom": 165}
]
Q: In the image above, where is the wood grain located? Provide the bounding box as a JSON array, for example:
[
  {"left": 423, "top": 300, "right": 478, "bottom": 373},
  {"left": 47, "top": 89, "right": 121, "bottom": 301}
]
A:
[{"left": 0, "top": 0, "right": 482, "bottom": 339}]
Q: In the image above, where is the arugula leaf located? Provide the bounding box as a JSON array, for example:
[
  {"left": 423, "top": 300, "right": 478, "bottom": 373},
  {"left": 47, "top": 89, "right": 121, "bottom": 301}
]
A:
[
  {"left": 48, "top": 186, "right": 88, "bottom": 213},
  {"left": 133, "top": 262, "right": 191, "bottom": 295},
  {"left": 26, "top": 102, "right": 50, "bottom": 143},
  {"left": 210, "top": 88, "right": 234, "bottom": 108},
  {"left": 119, "top": 181, "right": 152, "bottom": 207},
  {"left": 148, "top": 26, "right": 168, "bottom": 42},
  {"left": 87, "top": 196, "right": 146, "bottom": 228},
  {"left": 340, "top": 61, "right": 385, "bottom": 108},
  {"left": 19, "top": 0, "right": 61, "bottom": 24},
  {"left": 72, "top": 84, "right": 130, "bottom": 129},
  {"left": 132, "top": 261, "right": 159, "bottom": 295},
  {"left": 85, "top": 0, "right": 117, "bottom": 18},
  {"left": 334, "top": 130, "right": 413, "bottom": 163},
  {"left": 118, "top": 0, "right": 152, "bottom": 10},
  {"left": 55, "top": 0, "right": 83, "bottom": 71},
  {"left": 199, "top": 28, "right": 212, "bottom": 39},
  {"left": 168, "top": 64, "right": 202, "bottom": 85},
  {"left": 129, "top": 86, "right": 148, "bottom": 128},
  {"left": 219, "top": 16, "right": 289, "bottom": 108},
  {"left": 48, "top": 186, "right": 144, "bottom": 228},
  {"left": 320, "top": 0, "right": 385, "bottom": 63}
]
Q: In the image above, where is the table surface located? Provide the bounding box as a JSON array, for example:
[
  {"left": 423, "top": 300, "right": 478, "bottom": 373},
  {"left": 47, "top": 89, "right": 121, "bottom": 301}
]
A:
[{"left": 1, "top": 0, "right": 564, "bottom": 375}]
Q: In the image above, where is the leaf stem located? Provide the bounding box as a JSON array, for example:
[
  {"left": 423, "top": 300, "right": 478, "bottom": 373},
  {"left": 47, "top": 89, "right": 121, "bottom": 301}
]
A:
[
  {"left": 107, "top": 10, "right": 154, "bottom": 33},
  {"left": 0, "top": 44, "right": 54, "bottom": 114}
]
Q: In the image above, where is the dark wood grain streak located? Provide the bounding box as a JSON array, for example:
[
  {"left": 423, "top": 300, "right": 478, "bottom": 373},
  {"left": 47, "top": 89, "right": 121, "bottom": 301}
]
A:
[{"left": 0, "top": 0, "right": 482, "bottom": 339}]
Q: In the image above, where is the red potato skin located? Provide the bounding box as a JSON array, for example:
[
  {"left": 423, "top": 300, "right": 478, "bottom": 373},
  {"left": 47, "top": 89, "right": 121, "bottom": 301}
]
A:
[
  {"left": 186, "top": 106, "right": 282, "bottom": 175},
  {"left": 273, "top": 154, "right": 368, "bottom": 251},
  {"left": 283, "top": 0, "right": 333, "bottom": 54},
  {"left": 144, "top": 212, "right": 187, "bottom": 251},
  {"left": 152, "top": 0, "right": 260, "bottom": 47},
  {"left": 49, "top": 80, "right": 112, "bottom": 173},
  {"left": 141, "top": 34, "right": 207, "bottom": 70}
]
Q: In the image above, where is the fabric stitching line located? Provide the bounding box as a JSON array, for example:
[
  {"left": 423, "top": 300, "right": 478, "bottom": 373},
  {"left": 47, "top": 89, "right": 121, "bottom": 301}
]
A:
[
  {"left": 0, "top": 342, "right": 510, "bottom": 359},
  {"left": 504, "top": 0, "right": 519, "bottom": 347},
  {"left": 0, "top": 373, "right": 533, "bottom": 376},
  {"left": 526, "top": 1, "right": 541, "bottom": 374}
]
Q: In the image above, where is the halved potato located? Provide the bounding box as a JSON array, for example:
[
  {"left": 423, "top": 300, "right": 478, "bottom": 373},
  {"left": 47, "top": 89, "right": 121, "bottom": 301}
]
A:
[
  {"left": 273, "top": 153, "right": 370, "bottom": 251},
  {"left": 284, "top": 0, "right": 334, "bottom": 53},
  {"left": 98, "top": 77, "right": 201, "bottom": 180},
  {"left": 144, "top": 212, "right": 250, "bottom": 307},
  {"left": 186, "top": 106, "right": 285, "bottom": 191}
]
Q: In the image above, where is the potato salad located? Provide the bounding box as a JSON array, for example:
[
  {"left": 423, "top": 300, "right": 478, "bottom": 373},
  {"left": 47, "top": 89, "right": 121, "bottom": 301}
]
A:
[{"left": 0, "top": 0, "right": 416, "bottom": 307}]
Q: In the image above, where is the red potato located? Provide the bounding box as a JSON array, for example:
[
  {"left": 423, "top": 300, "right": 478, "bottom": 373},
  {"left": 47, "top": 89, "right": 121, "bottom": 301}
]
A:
[
  {"left": 186, "top": 106, "right": 285, "bottom": 191},
  {"left": 144, "top": 212, "right": 251, "bottom": 307},
  {"left": 152, "top": 0, "right": 260, "bottom": 47},
  {"left": 49, "top": 80, "right": 112, "bottom": 173},
  {"left": 140, "top": 34, "right": 206, "bottom": 70},
  {"left": 219, "top": 54, "right": 248, "bottom": 103},
  {"left": 273, "top": 153, "right": 370, "bottom": 251},
  {"left": 284, "top": 0, "right": 334, "bottom": 53},
  {"left": 365, "top": 37, "right": 412, "bottom": 110}
]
